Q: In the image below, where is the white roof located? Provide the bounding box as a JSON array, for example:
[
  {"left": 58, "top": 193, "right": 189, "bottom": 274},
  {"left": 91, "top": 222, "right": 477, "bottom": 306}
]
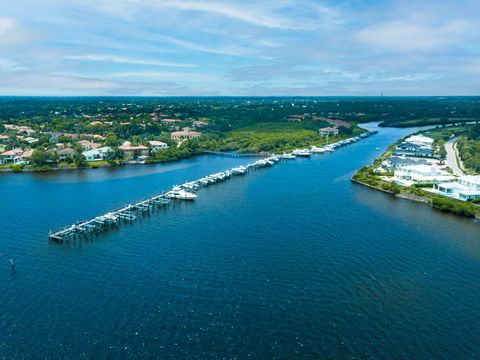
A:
[
  {"left": 149, "top": 141, "right": 167, "bottom": 146},
  {"left": 460, "top": 175, "right": 480, "bottom": 185},
  {"left": 82, "top": 149, "right": 99, "bottom": 156},
  {"left": 83, "top": 147, "right": 111, "bottom": 156},
  {"left": 405, "top": 134, "right": 434, "bottom": 145},
  {"left": 401, "top": 164, "right": 440, "bottom": 173},
  {"left": 436, "top": 182, "right": 459, "bottom": 189},
  {"left": 97, "top": 146, "right": 111, "bottom": 153}
]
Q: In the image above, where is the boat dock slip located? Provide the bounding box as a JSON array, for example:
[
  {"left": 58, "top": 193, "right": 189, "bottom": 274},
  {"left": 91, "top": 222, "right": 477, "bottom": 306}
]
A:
[
  {"left": 48, "top": 131, "right": 377, "bottom": 244},
  {"left": 203, "top": 151, "right": 271, "bottom": 158}
]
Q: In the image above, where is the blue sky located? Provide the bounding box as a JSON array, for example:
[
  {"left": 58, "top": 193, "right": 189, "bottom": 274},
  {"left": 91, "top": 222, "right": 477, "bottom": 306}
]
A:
[{"left": 0, "top": 0, "right": 479, "bottom": 96}]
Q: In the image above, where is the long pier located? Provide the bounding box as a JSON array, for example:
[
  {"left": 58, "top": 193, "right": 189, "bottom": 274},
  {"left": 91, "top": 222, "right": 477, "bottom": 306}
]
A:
[
  {"left": 203, "top": 150, "right": 271, "bottom": 158},
  {"left": 48, "top": 130, "right": 377, "bottom": 244}
]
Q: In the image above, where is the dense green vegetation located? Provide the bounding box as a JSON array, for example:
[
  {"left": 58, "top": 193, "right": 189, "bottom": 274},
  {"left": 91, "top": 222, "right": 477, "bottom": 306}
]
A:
[
  {"left": 1, "top": 96, "right": 479, "bottom": 129},
  {"left": 1, "top": 97, "right": 478, "bottom": 172},
  {"left": 222, "top": 121, "right": 356, "bottom": 153},
  {"left": 352, "top": 125, "right": 480, "bottom": 220},
  {"left": 457, "top": 125, "right": 480, "bottom": 172},
  {"left": 353, "top": 165, "right": 480, "bottom": 219}
]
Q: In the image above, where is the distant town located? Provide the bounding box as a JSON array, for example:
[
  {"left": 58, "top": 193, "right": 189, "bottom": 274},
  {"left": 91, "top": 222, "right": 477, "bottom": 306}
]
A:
[{"left": 0, "top": 97, "right": 373, "bottom": 171}]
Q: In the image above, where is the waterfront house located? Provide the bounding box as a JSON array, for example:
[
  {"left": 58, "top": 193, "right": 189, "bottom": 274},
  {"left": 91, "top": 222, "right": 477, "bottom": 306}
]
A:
[
  {"left": 171, "top": 128, "right": 201, "bottom": 140},
  {"left": 82, "top": 146, "right": 112, "bottom": 161},
  {"left": 404, "top": 134, "right": 434, "bottom": 147},
  {"left": 149, "top": 141, "right": 169, "bottom": 153},
  {"left": 459, "top": 175, "right": 480, "bottom": 190},
  {"left": 79, "top": 140, "right": 101, "bottom": 151},
  {"left": 393, "top": 134, "right": 434, "bottom": 158},
  {"left": 14, "top": 150, "right": 33, "bottom": 165},
  {"left": 431, "top": 175, "right": 480, "bottom": 201},
  {"left": 58, "top": 148, "right": 75, "bottom": 162},
  {"left": 0, "top": 148, "right": 23, "bottom": 164},
  {"left": 119, "top": 141, "right": 149, "bottom": 159},
  {"left": 382, "top": 156, "right": 429, "bottom": 171},
  {"left": 393, "top": 142, "right": 433, "bottom": 158},
  {"left": 393, "top": 164, "right": 455, "bottom": 186},
  {"left": 319, "top": 127, "right": 339, "bottom": 136}
]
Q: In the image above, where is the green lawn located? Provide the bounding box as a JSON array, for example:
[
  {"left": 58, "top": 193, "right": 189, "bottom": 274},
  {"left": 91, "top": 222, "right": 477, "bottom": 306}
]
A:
[{"left": 222, "top": 121, "right": 363, "bottom": 153}]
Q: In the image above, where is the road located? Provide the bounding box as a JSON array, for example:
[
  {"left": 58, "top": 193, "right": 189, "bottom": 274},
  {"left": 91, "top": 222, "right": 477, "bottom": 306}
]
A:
[{"left": 445, "top": 138, "right": 464, "bottom": 176}]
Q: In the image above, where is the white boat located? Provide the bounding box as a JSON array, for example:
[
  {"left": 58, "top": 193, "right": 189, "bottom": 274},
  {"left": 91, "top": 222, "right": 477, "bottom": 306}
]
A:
[
  {"left": 323, "top": 146, "right": 334, "bottom": 152},
  {"left": 267, "top": 156, "right": 280, "bottom": 162},
  {"left": 232, "top": 166, "right": 248, "bottom": 174},
  {"left": 311, "top": 146, "right": 325, "bottom": 153},
  {"left": 292, "top": 149, "right": 311, "bottom": 156},
  {"left": 167, "top": 189, "right": 197, "bottom": 200},
  {"left": 281, "top": 152, "right": 296, "bottom": 159}
]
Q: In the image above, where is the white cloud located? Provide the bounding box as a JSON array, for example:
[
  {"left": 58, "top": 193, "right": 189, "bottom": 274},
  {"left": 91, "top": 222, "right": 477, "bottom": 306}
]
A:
[
  {"left": 105, "top": 70, "right": 219, "bottom": 81},
  {"left": 145, "top": 0, "right": 294, "bottom": 29},
  {"left": 0, "top": 16, "right": 16, "bottom": 34},
  {"left": 355, "top": 18, "right": 470, "bottom": 52},
  {"left": 64, "top": 54, "right": 195, "bottom": 67},
  {"left": 158, "top": 35, "right": 253, "bottom": 56},
  {"left": 0, "top": 58, "right": 26, "bottom": 72}
]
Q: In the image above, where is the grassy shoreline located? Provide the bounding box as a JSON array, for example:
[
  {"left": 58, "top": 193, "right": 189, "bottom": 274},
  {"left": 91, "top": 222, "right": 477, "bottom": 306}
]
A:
[
  {"left": 351, "top": 137, "right": 480, "bottom": 221},
  {"left": 1, "top": 122, "right": 366, "bottom": 173}
]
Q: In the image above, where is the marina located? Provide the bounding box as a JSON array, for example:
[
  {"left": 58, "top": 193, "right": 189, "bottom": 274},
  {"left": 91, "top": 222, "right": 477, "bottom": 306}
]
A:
[
  {"left": 48, "top": 130, "right": 377, "bottom": 243},
  {"left": 3, "top": 123, "right": 480, "bottom": 359}
]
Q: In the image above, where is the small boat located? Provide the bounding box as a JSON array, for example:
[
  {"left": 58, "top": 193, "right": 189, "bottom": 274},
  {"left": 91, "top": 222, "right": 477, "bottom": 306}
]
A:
[
  {"left": 167, "top": 189, "right": 197, "bottom": 200},
  {"left": 311, "top": 146, "right": 325, "bottom": 154},
  {"left": 292, "top": 149, "right": 311, "bottom": 156},
  {"left": 281, "top": 152, "right": 296, "bottom": 159},
  {"left": 323, "top": 146, "right": 334, "bottom": 152}
]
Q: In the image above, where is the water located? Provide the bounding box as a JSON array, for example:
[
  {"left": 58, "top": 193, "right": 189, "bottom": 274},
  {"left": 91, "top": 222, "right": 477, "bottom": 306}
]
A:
[{"left": 1, "top": 124, "right": 479, "bottom": 359}]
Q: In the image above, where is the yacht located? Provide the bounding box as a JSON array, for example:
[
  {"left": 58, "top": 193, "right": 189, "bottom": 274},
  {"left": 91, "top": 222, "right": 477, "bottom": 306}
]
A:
[
  {"left": 292, "top": 149, "right": 311, "bottom": 156},
  {"left": 167, "top": 189, "right": 197, "bottom": 200},
  {"left": 311, "top": 146, "right": 325, "bottom": 153},
  {"left": 281, "top": 152, "right": 296, "bottom": 159}
]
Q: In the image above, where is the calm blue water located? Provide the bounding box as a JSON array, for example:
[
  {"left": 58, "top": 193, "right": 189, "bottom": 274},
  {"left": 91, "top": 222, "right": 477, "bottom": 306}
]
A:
[{"left": 1, "top": 124, "right": 479, "bottom": 359}]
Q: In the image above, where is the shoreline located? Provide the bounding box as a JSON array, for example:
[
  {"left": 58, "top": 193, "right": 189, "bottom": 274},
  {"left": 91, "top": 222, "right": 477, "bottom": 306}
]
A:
[
  {"left": 352, "top": 177, "right": 479, "bottom": 220},
  {"left": 351, "top": 128, "right": 480, "bottom": 221}
]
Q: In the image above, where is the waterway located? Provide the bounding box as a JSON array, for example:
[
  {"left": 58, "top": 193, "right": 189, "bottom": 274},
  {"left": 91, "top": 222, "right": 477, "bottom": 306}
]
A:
[{"left": 1, "top": 123, "right": 479, "bottom": 359}]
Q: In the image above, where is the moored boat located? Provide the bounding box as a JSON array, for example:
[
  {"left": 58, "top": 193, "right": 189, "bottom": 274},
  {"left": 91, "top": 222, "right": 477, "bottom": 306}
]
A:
[{"left": 166, "top": 189, "right": 197, "bottom": 200}]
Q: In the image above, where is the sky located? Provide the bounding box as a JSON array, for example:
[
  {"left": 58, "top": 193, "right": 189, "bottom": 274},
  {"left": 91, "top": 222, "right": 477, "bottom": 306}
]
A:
[{"left": 0, "top": 0, "right": 479, "bottom": 96}]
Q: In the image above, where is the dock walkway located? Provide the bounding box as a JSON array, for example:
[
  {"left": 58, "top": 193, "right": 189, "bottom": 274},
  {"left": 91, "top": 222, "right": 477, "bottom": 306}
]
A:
[{"left": 49, "top": 131, "right": 377, "bottom": 244}]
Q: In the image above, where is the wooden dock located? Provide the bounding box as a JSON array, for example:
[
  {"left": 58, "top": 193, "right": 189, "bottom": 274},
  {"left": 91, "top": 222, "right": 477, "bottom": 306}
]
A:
[
  {"left": 48, "top": 194, "right": 171, "bottom": 244},
  {"left": 48, "top": 131, "right": 377, "bottom": 244},
  {"left": 203, "top": 150, "right": 271, "bottom": 158}
]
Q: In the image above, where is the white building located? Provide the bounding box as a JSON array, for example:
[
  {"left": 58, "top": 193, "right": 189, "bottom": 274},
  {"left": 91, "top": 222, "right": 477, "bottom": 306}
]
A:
[
  {"left": 0, "top": 148, "right": 23, "bottom": 164},
  {"left": 82, "top": 146, "right": 112, "bottom": 161},
  {"left": 431, "top": 175, "right": 480, "bottom": 201},
  {"left": 404, "top": 134, "right": 434, "bottom": 147},
  {"left": 318, "top": 127, "right": 339, "bottom": 136},
  {"left": 149, "top": 140, "right": 169, "bottom": 152},
  {"left": 394, "top": 134, "right": 435, "bottom": 158},
  {"left": 393, "top": 164, "right": 455, "bottom": 186}
]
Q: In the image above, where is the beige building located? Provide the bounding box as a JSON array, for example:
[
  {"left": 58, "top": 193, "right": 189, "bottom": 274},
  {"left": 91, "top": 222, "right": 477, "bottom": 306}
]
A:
[
  {"left": 171, "top": 128, "right": 201, "bottom": 140},
  {"left": 119, "top": 141, "right": 149, "bottom": 159}
]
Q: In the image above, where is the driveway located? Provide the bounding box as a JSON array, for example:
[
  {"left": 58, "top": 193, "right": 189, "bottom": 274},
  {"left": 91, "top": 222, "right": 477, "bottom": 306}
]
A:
[{"left": 445, "top": 138, "right": 464, "bottom": 176}]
